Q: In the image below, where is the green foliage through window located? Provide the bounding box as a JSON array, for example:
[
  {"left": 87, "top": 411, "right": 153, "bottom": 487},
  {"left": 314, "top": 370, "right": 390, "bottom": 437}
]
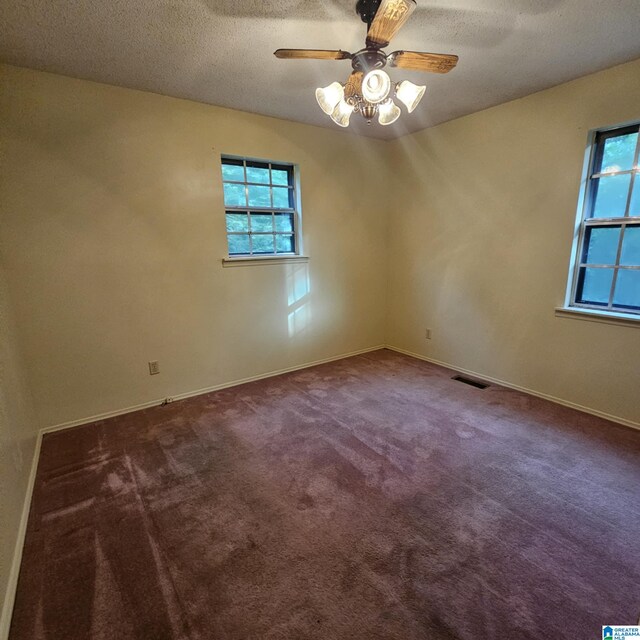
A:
[{"left": 221, "top": 157, "right": 298, "bottom": 257}]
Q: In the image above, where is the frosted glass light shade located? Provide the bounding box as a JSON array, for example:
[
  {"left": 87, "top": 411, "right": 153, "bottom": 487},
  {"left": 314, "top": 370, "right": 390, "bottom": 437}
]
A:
[
  {"left": 316, "top": 82, "right": 344, "bottom": 115},
  {"left": 378, "top": 99, "right": 401, "bottom": 126},
  {"left": 362, "top": 70, "right": 391, "bottom": 104},
  {"left": 395, "top": 80, "right": 426, "bottom": 113},
  {"left": 330, "top": 99, "right": 355, "bottom": 127}
]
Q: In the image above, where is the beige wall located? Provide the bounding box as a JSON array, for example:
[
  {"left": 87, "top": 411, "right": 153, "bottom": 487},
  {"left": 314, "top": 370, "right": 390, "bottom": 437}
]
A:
[
  {"left": 0, "top": 260, "right": 37, "bottom": 634},
  {"left": 387, "top": 58, "right": 640, "bottom": 425},
  {"left": 1, "top": 60, "right": 638, "bottom": 434},
  {"left": 0, "top": 64, "right": 389, "bottom": 429}
]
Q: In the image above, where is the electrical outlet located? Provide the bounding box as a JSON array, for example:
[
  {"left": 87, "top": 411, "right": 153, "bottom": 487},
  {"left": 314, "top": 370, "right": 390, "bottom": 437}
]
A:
[
  {"left": 425, "top": 328, "right": 432, "bottom": 340},
  {"left": 148, "top": 360, "right": 160, "bottom": 375}
]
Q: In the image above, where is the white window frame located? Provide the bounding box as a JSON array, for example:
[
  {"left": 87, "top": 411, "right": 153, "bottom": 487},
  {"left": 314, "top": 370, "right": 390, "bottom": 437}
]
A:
[
  {"left": 220, "top": 155, "right": 304, "bottom": 263},
  {"left": 562, "top": 121, "right": 640, "bottom": 321}
]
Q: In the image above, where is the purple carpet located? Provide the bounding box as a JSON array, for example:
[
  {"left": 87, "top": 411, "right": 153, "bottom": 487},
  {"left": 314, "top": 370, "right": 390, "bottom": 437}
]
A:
[{"left": 10, "top": 349, "right": 640, "bottom": 639}]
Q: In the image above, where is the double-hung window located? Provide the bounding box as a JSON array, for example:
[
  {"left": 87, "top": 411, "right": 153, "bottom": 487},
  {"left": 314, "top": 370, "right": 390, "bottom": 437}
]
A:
[
  {"left": 221, "top": 156, "right": 300, "bottom": 257},
  {"left": 567, "top": 123, "right": 640, "bottom": 316}
]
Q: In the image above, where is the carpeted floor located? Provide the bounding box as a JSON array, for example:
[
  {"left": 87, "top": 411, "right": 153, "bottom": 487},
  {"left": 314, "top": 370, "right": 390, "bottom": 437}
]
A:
[{"left": 10, "top": 349, "right": 640, "bottom": 639}]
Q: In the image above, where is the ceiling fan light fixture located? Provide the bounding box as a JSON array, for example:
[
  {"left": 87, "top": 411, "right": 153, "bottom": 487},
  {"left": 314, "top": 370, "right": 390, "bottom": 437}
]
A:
[
  {"left": 330, "top": 99, "right": 355, "bottom": 127},
  {"left": 362, "top": 69, "right": 391, "bottom": 104},
  {"left": 315, "top": 82, "right": 345, "bottom": 115},
  {"left": 395, "top": 80, "right": 426, "bottom": 113},
  {"left": 360, "top": 103, "right": 377, "bottom": 123},
  {"left": 377, "top": 99, "right": 401, "bottom": 126},
  {"left": 275, "top": 1, "right": 459, "bottom": 128}
]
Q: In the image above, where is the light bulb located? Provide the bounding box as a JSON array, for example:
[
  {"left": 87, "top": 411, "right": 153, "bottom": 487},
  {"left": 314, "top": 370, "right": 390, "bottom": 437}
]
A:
[
  {"left": 362, "top": 69, "right": 391, "bottom": 104},
  {"left": 330, "top": 99, "right": 354, "bottom": 127},
  {"left": 395, "top": 80, "right": 426, "bottom": 113},
  {"left": 315, "top": 82, "right": 344, "bottom": 115},
  {"left": 378, "top": 99, "right": 401, "bottom": 126}
]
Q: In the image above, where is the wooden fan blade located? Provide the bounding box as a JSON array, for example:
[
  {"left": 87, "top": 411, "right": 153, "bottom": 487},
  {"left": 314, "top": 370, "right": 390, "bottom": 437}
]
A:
[
  {"left": 274, "top": 49, "right": 352, "bottom": 61},
  {"left": 388, "top": 51, "right": 459, "bottom": 73},
  {"left": 367, "top": 0, "right": 416, "bottom": 48}
]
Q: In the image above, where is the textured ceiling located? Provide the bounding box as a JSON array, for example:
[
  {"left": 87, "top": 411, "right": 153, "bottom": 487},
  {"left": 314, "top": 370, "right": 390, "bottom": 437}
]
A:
[{"left": 1, "top": 0, "right": 640, "bottom": 139}]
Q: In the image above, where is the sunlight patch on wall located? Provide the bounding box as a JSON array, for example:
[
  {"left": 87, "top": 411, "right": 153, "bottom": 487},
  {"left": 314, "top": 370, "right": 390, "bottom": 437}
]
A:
[{"left": 286, "top": 263, "right": 311, "bottom": 337}]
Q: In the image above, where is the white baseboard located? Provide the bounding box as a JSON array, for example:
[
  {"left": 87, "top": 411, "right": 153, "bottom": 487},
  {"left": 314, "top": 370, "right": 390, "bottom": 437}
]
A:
[
  {"left": 0, "top": 431, "right": 43, "bottom": 640},
  {"left": 386, "top": 345, "right": 640, "bottom": 431},
  {"left": 42, "top": 345, "right": 386, "bottom": 435}
]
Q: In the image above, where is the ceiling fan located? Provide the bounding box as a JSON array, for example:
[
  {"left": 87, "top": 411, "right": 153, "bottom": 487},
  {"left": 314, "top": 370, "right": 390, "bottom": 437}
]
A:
[{"left": 274, "top": 0, "right": 459, "bottom": 127}]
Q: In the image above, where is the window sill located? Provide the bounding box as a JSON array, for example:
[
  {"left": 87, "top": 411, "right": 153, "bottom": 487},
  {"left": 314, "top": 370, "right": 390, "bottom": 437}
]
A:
[
  {"left": 555, "top": 306, "right": 640, "bottom": 328},
  {"left": 222, "top": 255, "right": 309, "bottom": 268}
]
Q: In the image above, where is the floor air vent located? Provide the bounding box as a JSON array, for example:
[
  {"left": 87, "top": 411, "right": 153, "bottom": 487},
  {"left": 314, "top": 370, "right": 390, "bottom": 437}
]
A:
[{"left": 452, "top": 375, "right": 489, "bottom": 390}]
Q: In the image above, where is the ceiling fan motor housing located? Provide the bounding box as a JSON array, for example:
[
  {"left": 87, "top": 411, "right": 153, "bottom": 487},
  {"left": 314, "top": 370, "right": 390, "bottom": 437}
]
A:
[{"left": 351, "top": 48, "right": 387, "bottom": 72}]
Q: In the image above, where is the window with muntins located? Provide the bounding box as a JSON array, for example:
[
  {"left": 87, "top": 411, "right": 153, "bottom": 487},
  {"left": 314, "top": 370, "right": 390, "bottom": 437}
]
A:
[
  {"left": 568, "top": 123, "right": 640, "bottom": 315},
  {"left": 221, "top": 156, "right": 299, "bottom": 257}
]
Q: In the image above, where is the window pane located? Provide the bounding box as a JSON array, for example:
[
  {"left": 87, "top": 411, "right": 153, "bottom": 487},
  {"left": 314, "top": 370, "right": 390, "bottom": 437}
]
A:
[
  {"left": 226, "top": 213, "right": 249, "bottom": 233},
  {"left": 228, "top": 234, "right": 250, "bottom": 255},
  {"left": 221, "top": 157, "right": 297, "bottom": 259},
  {"left": 274, "top": 213, "right": 294, "bottom": 232},
  {"left": 276, "top": 234, "right": 295, "bottom": 253},
  {"left": 590, "top": 174, "right": 632, "bottom": 218},
  {"left": 599, "top": 132, "right": 638, "bottom": 173},
  {"left": 271, "top": 165, "right": 290, "bottom": 186},
  {"left": 252, "top": 234, "right": 275, "bottom": 254},
  {"left": 250, "top": 213, "right": 273, "bottom": 232},
  {"left": 247, "top": 185, "right": 271, "bottom": 207},
  {"left": 223, "top": 182, "right": 246, "bottom": 207},
  {"left": 630, "top": 177, "right": 640, "bottom": 217},
  {"left": 221, "top": 160, "right": 244, "bottom": 182},
  {"left": 613, "top": 269, "right": 640, "bottom": 310},
  {"left": 582, "top": 226, "right": 620, "bottom": 265},
  {"left": 620, "top": 226, "right": 640, "bottom": 266},
  {"left": 272, "top": 187, "right": 292, "bottom": 209},
  {"left": 246, "top": 163, "right": 270, "bottom": 184},
  {"left": 577, "top": 267, "right": 614, "bottom": 305}
]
